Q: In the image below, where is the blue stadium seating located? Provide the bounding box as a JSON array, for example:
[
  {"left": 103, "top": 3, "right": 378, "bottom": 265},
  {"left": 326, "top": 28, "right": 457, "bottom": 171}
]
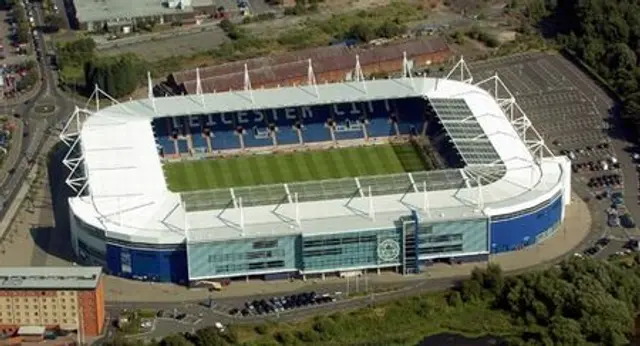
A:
[
  {"left": 156, "top": 137, "right": 175, "bottom": 156},
  {"left": 301, "top": 123, "right": 332, "bottom": 143},
  {"left": 274, "top": 127, "right": 300, "bottom": 145},
  {"left": 367, "top": 118, "right": 396, "bottom": 137},
  {"left": 149, "top": 98, "right": 430, "bottom": 155},
  {"left": 177, "top": 139, "right": 189, "bottom": 153},
  {"left": 243, "top": 127, "right": 274, "bottom": 148},
  {"left": 333, "top": 120, "right": 365, "bottom": 140},
  {"left": 395, "top": 98, "right": 426, "bottom": 135},
  {"left": 363, "top": 100, "right": 396, "bottom": 138},
  {"left": 151, "top": 117, "right": 176, "bottom": 155},
  {"left": 191, "top": 133, "right": 208, "bottom": 151}
]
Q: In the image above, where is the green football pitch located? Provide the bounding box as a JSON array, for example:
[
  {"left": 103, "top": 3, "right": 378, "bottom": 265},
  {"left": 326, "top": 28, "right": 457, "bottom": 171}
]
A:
[{"left": 163, "top": 143, "right": 431, "bottom": 192}]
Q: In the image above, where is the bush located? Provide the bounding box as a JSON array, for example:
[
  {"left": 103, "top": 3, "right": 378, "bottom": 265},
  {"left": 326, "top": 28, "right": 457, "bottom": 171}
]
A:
[{"left": 255, "top": 324, "right": 269, "bottom": 335}]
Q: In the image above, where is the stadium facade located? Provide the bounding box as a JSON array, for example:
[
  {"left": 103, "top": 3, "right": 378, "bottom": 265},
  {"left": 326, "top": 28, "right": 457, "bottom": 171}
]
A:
[{"left": 61, "top": 57, "right": 571, "bottom": 284}]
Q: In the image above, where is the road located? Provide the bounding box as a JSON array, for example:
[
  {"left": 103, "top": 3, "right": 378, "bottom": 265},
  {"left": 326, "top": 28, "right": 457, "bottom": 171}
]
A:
[{"left": 0, "top": 0, "right": 74, "bottom": 240}]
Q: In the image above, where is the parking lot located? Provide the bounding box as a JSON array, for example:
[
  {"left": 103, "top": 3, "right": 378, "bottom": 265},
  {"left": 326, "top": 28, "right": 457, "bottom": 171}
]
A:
[{"left": 469, "top": 52, "right": 636, "bottom": 258}]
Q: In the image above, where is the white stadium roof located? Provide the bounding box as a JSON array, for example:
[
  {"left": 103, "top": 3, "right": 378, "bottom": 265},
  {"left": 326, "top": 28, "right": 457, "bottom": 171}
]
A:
[{"left": 63, "top": 63, "right": 570, "bottom": 245}]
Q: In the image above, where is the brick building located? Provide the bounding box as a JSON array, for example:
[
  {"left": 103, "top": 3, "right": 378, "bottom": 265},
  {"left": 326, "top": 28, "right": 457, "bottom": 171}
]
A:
[
  {"left": 163, "top": 36, "right": 451, "bottom": 96},
  {"left": 0, "top": 267, "right": 105, "bottom": 339}
]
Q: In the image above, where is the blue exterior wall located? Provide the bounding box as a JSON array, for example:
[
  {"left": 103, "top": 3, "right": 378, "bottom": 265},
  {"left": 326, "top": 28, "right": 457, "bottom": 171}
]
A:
[
  {"left": 489, "top": 193, "right": 563, "bottom": 253},
  {"left": 105, "top": 243, "right": 188, "bottom": 283},
  {"left": 91, "top": 194, "right": 562, "bottom": 283}
]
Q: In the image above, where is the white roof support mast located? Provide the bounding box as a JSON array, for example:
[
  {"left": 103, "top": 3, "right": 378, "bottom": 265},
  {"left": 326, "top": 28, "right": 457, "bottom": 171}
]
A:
[
  {"left": 244, "top": 64, "right": 254, "bottom": 105},
  {"left": 368, "top": 185, "right": 375, "bottom": 221},
  {"left": 445, "top": 56, "right": 473, "bottom": 84},
  {"left": 307, "top": 59, "right": 319, "bottom": 98},
  {"left": 147, "top": 71, "right": 157, "bottom": 114},
  {"left": 239, "top": 197, "right": 245, "bottom": 237},
  {"left": 402, "top": 51, "right": 416, "bottom": 91},
  {"left": 94, "top": 84, "right": 100, "bottom": 112},
  {"left": 196, "top": 67, "right": 205, "bottom": 107},
  {"left": 475, "top": 73, "right": 554, "bottom": 165},
  {"left": 354, "top": 54, "right": 367, "bottom": 94},
  {"left": 294, "top": 192, "right": 301, "bottom": 227}
]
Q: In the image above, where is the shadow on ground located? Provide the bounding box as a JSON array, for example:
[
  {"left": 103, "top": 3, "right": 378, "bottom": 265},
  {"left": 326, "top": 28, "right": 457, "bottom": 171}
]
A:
[{"left": 28, "top": 141, "right": 76, "bottom": 264}]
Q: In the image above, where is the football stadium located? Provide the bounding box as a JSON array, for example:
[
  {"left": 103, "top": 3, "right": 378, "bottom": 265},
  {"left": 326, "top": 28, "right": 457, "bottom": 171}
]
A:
[{"left": 61, "top": 57, "right": 571, "bottom": 284}]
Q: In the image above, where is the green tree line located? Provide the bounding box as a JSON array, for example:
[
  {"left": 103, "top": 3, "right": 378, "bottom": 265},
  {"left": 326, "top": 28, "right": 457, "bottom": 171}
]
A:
[
  {"left": 7, "top": 0, "right": 30, "bottom": 44},
  {"left": 57, "top": 38, "right": 144, "bottom": 98},
  {"left": 103, "top": 256, "right": 640, "bottom": 346}
]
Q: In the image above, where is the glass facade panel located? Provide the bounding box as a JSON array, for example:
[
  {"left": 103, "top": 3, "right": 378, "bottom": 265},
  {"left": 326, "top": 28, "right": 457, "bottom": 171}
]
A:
[
  {"left": 417, "top": 218, "right": 488, "bottom": 258},
  {"left": 301, "top": 229, "right": 402, "bottom": 271},
  {"left": 187, "top": 236, "right": 298, "bottom": 278}
]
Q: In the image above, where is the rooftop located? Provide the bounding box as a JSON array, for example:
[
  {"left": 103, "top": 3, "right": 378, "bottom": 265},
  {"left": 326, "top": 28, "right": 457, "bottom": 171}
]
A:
[
  {"left": 66, "top": 76, "right": 566, "bottom": 245},
  {"left": 74, "top": 0, "right": 215, "bottom": 24},
  {"left": 171, "top": 37, "right": 450, "bottom": 94},
  {"left": 0, "top": 267, "right": 102, "bottom": 290}
]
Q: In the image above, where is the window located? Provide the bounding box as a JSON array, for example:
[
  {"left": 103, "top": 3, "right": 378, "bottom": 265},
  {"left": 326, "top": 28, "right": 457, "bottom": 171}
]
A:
[
  {"left": 423, "top": 234, "right": 463, "bottom": 243},
  {"left": 419, "top": 244, "right": 463, "bottom": 255},
  {"left": 304, "top": 248, "right": 342, "bottom": 257},
  {"left": 33, "top": 305, "right": 37, "bottom": 309},
  {"left": 252, "top": 239, "right": 278, "bottom": 249}
]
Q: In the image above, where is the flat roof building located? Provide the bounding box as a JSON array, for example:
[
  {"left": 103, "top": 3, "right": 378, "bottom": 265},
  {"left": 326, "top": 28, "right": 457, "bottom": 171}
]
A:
[
  {"left": 72, "top": 0, "right": 217, "bottom": 31},
  {"left": 0, "top": 267, "right": 105, "bottom": 338}
]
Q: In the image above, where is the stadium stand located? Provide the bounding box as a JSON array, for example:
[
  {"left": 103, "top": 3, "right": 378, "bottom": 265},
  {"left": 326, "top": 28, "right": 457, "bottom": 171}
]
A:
[{"left": 63, "top": 58, "right": 571, "bottom": 283}]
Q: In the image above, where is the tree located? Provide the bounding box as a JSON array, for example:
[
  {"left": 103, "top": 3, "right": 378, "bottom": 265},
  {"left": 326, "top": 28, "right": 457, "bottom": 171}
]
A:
[
  {"left": 548, "top": 316, "right": 585, "bottom": 346},
  {"left": 84, "top": 53, "right": 144, "bottom": 98},
  {"left": 161, "top": 334, "right": 193, "bottom": 346},
  {"left": 192, "top": 326, "right": 226, "bottom": 346},
  {"left": 347, "top": 22, "right": 374, "bottom": 42}
]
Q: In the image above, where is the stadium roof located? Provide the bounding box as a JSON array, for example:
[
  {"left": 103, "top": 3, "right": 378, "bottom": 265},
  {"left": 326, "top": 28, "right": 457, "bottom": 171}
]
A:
[{"left": 66, "top": 75, "right": 568, "bottom": 245}]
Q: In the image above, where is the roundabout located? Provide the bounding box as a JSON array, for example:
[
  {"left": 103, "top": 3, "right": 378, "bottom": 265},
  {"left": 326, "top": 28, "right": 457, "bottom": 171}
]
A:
[{"left": 34, "top": 104, "right": 55, "bottom": 114}]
